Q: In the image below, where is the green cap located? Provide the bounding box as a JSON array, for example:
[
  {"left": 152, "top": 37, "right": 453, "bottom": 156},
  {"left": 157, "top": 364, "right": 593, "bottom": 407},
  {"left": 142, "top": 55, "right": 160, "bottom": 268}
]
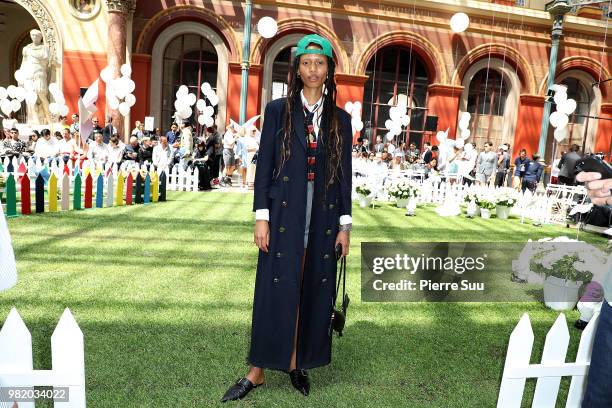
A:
[{"left": 295, "top": 34, "right": 333, "bottom": 59}]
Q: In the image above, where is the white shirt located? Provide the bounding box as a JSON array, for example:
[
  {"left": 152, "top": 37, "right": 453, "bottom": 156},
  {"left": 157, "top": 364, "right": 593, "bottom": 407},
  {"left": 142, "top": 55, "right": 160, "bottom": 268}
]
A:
[
  {"left": 108, "top": 145, "right": 125, "bottom": 165},
  {"left": 88, "top": 142, "right": 109, "bottom": 163},
  {"left": 152, "top": 144, "right": 172, "bottom": 170},
  {"left": 58, "top": 138, "right": 78, "bottom": 156},
  {"left": 34, "top": 137, "right": 60, "bottom": 159},
  {"left": 223, "top": 130, "right": 236, "bottom": 149},
  {"left": 256, "top": 90, "right": 352, "bottom": 226}
]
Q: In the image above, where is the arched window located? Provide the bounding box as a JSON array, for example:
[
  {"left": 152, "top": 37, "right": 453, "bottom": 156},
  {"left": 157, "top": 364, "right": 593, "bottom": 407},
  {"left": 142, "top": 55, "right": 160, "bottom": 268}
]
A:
[
  {"left": 271, "top": 46, "right": 294, "bottom": 100},
  {"left": 161, "top": 33, "right": 218, "bottom": 130},
  {"left": 362, "top": 47, "right": 430, "bottom": 147},
  {"left": 466, "top": 69, "right": 509, "bottom": 148}
]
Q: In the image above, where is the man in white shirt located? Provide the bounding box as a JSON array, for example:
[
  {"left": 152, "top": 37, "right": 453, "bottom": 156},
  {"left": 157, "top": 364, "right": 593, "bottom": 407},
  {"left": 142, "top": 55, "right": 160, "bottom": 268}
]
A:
[
  {"left": 58, "top": 128, "right": 78, "bottom": 162},
  {"left": 88, "top": 131, "right": 109, "bottom": 164},
  {"left": 108, "top": 136, "right": 125, "bottom": 166},
  {"left": 152, "top": 134, "right": 173, "bottom": 171},
  {"left": 35, "top": 129, "right": 60, "bottom": 161}
]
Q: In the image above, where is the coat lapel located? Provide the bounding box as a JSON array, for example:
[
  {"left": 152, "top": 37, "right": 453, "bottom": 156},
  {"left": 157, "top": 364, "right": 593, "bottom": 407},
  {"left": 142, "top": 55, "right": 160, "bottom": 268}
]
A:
[{"left": 292, "top": 104, "right": 307, "bottom": 152}]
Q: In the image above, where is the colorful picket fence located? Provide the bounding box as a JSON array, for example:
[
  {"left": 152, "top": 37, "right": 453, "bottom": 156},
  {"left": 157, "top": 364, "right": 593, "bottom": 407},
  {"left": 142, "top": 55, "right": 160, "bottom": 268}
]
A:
[
  {"left": 0, "top": 157, "right": 168, "bottom": 217},
  {"left": 497, "top": 312, "right": 600, "bottom": 407}
]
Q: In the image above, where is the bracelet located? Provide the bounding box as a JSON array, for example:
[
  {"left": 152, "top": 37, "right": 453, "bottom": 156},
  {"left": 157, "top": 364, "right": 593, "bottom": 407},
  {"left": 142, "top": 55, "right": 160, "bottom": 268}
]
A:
[{"left": 339, "top": 223, "right": 352, "bottom": 232}]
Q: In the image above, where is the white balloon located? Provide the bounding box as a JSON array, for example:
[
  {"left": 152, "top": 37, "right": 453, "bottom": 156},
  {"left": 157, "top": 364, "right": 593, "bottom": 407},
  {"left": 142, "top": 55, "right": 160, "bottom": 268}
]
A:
[
  {"left": 554, "top": 90, "right": 567, "bottom": 106},
  {"left": 187, "top": 93, "right": 197, "bottom": 106},
  {"left": 25, "top": 91, "right": 37, "bottom": 106},
  {"left": 124, "top": 93, "right": 136, "bottom": 107},
  {"left": 203, "top": 106, "right": 215, "bottom": 117},
  {"left": 461, "top": 129, "right": 471, "bottom": 140},
  {"left": 108, "top": 95, "right": 120, "bottom": 110},
  {"left": 48, "top": 83, "right": 60, "bottom": 97},
  {"left": 450, "top": 13, "right": 470, "bottom": 33},
  {"left": 554, "top": 127, "right": 569, "bottom": 142},
  {"left": 1, "top": 99, "right": 12, "bottom": 116},
  {"left": 54, "top": 93, "right": 65, "bottom": 105},
  {"left": 384, "top": 119, "right": 394, "bottom": 129},
  {"left": 180, "top": 107, "right": 192, "bottom": 119},
  {"left": 14, "top": 70, "right": 25, "bottom": 83},
  {"left": 10, "top": 99, "right": 21, "bottom": 112},
  {"left": 0, "top": 87, "right": 6, "bottom": 100},
  {"left": 459, "top": 118, "right": 470, "bottom": 131},
  {"left": 14, "top": 87, "right": 26, "bottom": 102},
  {"left": 345, "top": 102, "right": 354, "bottom": 113},
  {"left": 556, "top": 113, "right": 569, "bottom": 129},
  {"left": 400, "top": 115, "right": 410, "bottom": 127},
  {"left": 389, "top": 106, "right": 401, "bottom": 121},
  {"left": 354, "top": 120, "right": 364, "bottom": 132},
  {"left": 455, "top": 138, "right": 465, "bottom": 149},
  {"left": 207, "top": 94, "right": 219, "bottom": 107},
  {"left": 177, "top": 85, "right": 189, "bottom": 98},
  {"left": 204, "top": 116, "right": 214, "bottom": 128},
  {"left": 48, "top": 102, "right": 59, "bottom": 115},
  {"left": 257, "top": 16, "right": 278, "bottom": 39},
  {"left": 198, "top": 114, "right": 206, "bottom": 126},
  {"left": 125, "top": 78, "right": 136, "bottom": 94},
  {"left": 436, "top": 131, "right": 447, "bottom": 143},
  {"left": 100, "top": 66, "right": 115, "bottom": 83},
  {"left": 6, "top": 86, "right": 17, "bottom": 99},
  {"left": 196, "top": 99, "right": 206, "bottom": 111},
  {"left": 551, "top": 84, "right": 567, "bottom": 93},
  {"left": 201, "top": 82, "right": 212, "bottom": 95},
  {"left": 464, "top": 143, "right": 474, "bottom": 153},
  {"left": 118, "top": 102, "right": 130, "bottom": 116},
  {"left": 353, "top": 101, "right": 362, "bottom": 113},
  {"left": 549, "top": 111, "right": 562, "bottom": 128},
  {"left": 386, "top": 132, "right": 395, "bottom": 141},
  {"left": 59, "top": 104, "right": 69, "bottom": 117},
  {"left": 560, "top": 98, "right": 577, "bottom": 115},
  {"left": 120, "top": 64, "right": 132, "bottom": 77}
]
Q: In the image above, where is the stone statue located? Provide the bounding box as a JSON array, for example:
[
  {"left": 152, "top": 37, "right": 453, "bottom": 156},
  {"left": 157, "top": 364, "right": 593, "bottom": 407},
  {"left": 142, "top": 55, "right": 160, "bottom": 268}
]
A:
[{"left": 18, "top": 29, "right": 51, "bottom": 125}]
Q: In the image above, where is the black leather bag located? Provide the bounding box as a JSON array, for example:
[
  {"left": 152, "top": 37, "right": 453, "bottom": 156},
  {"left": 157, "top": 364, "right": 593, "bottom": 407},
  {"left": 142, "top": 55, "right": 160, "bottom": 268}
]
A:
[{"left": 331, "top": 245, "right": 349, "bottom": 337}]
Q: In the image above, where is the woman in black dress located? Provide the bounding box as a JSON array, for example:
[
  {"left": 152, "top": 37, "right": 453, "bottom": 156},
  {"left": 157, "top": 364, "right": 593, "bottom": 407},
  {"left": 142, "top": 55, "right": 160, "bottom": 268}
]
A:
[{"left": 221, "top": 34, "right": 353, "bottom": 402}]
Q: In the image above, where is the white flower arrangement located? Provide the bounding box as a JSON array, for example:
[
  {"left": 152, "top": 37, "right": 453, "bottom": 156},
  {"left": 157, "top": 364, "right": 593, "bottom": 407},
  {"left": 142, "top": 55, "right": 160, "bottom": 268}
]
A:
[
  {"left": 464, "top": 191, "right": 478, "bottom": 204},
  {"left": 495, "top": 188, "right": 519, "bottom": 208},
  {"left": 356, "top": 181, "right": 372, "bottom": 197},
  {"left": 476, "top": 191, "right": 496, "bottom": 210},
  {"left": 512, "top": 236, "right": 611, "bottom": 284},
  {"left": 388, "top": 179, "right": 419, "bottom": 199}
]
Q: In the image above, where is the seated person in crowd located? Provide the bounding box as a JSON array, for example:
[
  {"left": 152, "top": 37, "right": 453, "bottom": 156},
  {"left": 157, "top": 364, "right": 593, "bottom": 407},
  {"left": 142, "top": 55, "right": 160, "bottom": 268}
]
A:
[
  {"left": 35, "top": 129, "right": 60, "bottom": 161},
  {"left": 58, "top": 128, "right": 79, "bottom": 163},
  {"left": 108, "top": 136, "right": 125, "bottom": 166},
  {"left": 152, "top": 135, "right": 172, "bottom": 171},
  {"left": 87, "top": 131, "right": 109, "bottom": 164},
  {"left": 166, "top": 123, "right": 180, "bottom": 145},
  {"left": 2, "top": 128, "right": 26, "bottom": 160},
  {"left": 423, "top": 145, "right": 438, "bottom": 165},
  {"left": 138, "top": 136, "right": 154, "bottom": 164},
  {"left": 123, "top": 136, "right": 140, "bottom": 162}
]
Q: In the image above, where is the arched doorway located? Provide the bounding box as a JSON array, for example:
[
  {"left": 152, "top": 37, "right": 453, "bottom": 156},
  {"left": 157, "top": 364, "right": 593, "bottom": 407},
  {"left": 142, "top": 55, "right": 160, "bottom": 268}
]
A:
[
  {"left": 546, "top": 70, "right": 601, "bottom": 163},
  {"left": 361, "top": 46, "right": 430, "bottom": 147},
  {"left": 161, "top": 33, "right": 218, "bottom": 131},
  {"left": 465, "top": 68, "right": 509, "bottom": 148},
  {"left": 270, "top": 46, "right": 293, "bottom": 101},
  {"left": 150, "top": 21, "right": 229, "bottom": 132}
]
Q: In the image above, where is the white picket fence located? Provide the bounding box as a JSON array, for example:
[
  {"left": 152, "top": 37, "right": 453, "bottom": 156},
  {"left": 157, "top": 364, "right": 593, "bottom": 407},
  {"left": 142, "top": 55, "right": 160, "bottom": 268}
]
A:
[
  {"left": 0, "top": 308, "right": 85, "bottom": 408},
  {"left": 497, "top": 312, "right": 600, "bottom": 407},
  {"left": 167, "top": 165, "right": 200, "bottom": 192}
]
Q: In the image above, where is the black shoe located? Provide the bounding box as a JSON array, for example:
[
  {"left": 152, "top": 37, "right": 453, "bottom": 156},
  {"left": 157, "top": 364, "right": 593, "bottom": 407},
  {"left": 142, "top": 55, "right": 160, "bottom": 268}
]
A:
[
  {"left": 289, "top": 369, "right": 310, "bottom": 396},
  {"left": 220, "top": 377, "right": 262, "bottom": 402},
  {"left": 574, "top": 319, "right": 589, "bottom": 331}
]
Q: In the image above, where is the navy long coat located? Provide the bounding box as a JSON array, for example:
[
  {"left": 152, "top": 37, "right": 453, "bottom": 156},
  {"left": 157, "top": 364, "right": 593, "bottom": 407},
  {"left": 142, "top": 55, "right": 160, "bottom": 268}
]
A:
[{"left": 247, "top": 96, "right": 353, "bottom": 372}]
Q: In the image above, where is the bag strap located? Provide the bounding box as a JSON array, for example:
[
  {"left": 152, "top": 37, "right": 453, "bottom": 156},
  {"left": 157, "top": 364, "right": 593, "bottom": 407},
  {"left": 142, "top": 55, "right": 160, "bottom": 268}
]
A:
[{"left": 334, "top": 255, "right": 346, "bottom": 309}]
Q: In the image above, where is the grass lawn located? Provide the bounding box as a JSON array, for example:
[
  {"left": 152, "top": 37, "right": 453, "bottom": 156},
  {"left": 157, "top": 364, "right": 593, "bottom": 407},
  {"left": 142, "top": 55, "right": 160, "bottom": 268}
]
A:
[{"left": 1, "top": 191, "right": 607, "bottom": 407}]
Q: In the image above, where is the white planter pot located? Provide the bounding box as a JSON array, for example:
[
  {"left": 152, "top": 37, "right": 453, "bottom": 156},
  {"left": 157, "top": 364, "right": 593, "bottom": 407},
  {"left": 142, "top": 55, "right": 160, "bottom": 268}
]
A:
[
  {"left": 543, "top": 275, "right": 582, "bottom": 311},
  {"left": 396, "top": 197, "right": 408, "bottom": 208},
  {"left": 496, "top": 205, "right": 510, "bottom": 219},
  {"left": 358, "top": 194, "right": 372, "bottom": 208},
  {"left": 480, "top": 208, "right": 491, "bottom": 219},
  {"left": 406, "top": 197, "right": 417, "bottom": 215},
  {"left": 466, "top": 200, "right": 478, "bottom": 217}
]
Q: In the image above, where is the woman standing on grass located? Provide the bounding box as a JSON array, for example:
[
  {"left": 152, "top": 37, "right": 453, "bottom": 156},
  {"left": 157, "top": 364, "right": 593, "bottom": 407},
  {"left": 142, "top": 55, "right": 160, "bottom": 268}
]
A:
[{"left": 221, "top": 34, "right": 353, "bottom": 402}]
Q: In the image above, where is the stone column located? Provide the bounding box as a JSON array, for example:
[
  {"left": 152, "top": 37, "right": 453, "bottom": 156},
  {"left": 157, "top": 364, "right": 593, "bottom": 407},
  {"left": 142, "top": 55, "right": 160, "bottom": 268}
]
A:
[{"left": 106, "top": 0, "right": 135, "bottom": 142}]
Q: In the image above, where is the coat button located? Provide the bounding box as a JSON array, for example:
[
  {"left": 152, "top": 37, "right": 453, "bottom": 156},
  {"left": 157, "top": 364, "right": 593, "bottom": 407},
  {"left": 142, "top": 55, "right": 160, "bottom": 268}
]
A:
[
  {"left": 329, "top": 203, "right": 335, "bottom": 209},
  {"left": 325, "top": 229, "right": 332, "bottom": 235},
  {"left": 323, "top": 254, "right": 330, "bottom": 259},
  {"left": 276, "top": 252, "right": 283, "bottom": 258},
  {"left": 273, "top": 277, "right": 279, "bottom": 283},
  {"left": 321, "top": 278, "right": 328, "bottom": 283},
  {"left": 282, "top": 201, "right": 288, "bottom": 207},
  {"left": 279, "top": 226, "right": 286, "bottom": 233},
  {"left": 283, "top": 176, "right": 289, "bottom": 182}
]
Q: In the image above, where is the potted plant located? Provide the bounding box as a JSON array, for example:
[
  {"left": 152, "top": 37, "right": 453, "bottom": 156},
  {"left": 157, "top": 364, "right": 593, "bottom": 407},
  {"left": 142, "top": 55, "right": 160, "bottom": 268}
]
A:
[
  {"left": 523, "top": 238, "right": 609, "bottom": 311},
  {"left": 495, "top": 189, "right": 518, "bottom": 219},
  {"left": 464, "top": 191, "right": 479, "bottom": 217},
  {"left": 476, "top": 192, "right": 496, "bottom": 219},
  {"left": 356, "top": 182, "right": 373, "bottom": 208},
  {"left": 388, "top": 180, "right": 418, "bottom": 208}
]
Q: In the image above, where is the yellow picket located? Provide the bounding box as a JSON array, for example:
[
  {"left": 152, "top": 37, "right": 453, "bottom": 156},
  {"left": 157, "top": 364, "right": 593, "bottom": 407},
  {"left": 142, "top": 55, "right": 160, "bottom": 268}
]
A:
[{"left": 48, "top": 173, "right": 58, "bottom": 213}]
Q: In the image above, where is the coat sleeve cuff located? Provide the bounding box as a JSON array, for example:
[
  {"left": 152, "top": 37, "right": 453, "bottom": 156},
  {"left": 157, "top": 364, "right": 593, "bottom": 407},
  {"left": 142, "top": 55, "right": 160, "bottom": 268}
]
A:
[
  {"left": 255, "top": 209, "right": 270, "bottom": 221},
  {"left": 339, "top": 215, "right": 352, "bottom": 225}
]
